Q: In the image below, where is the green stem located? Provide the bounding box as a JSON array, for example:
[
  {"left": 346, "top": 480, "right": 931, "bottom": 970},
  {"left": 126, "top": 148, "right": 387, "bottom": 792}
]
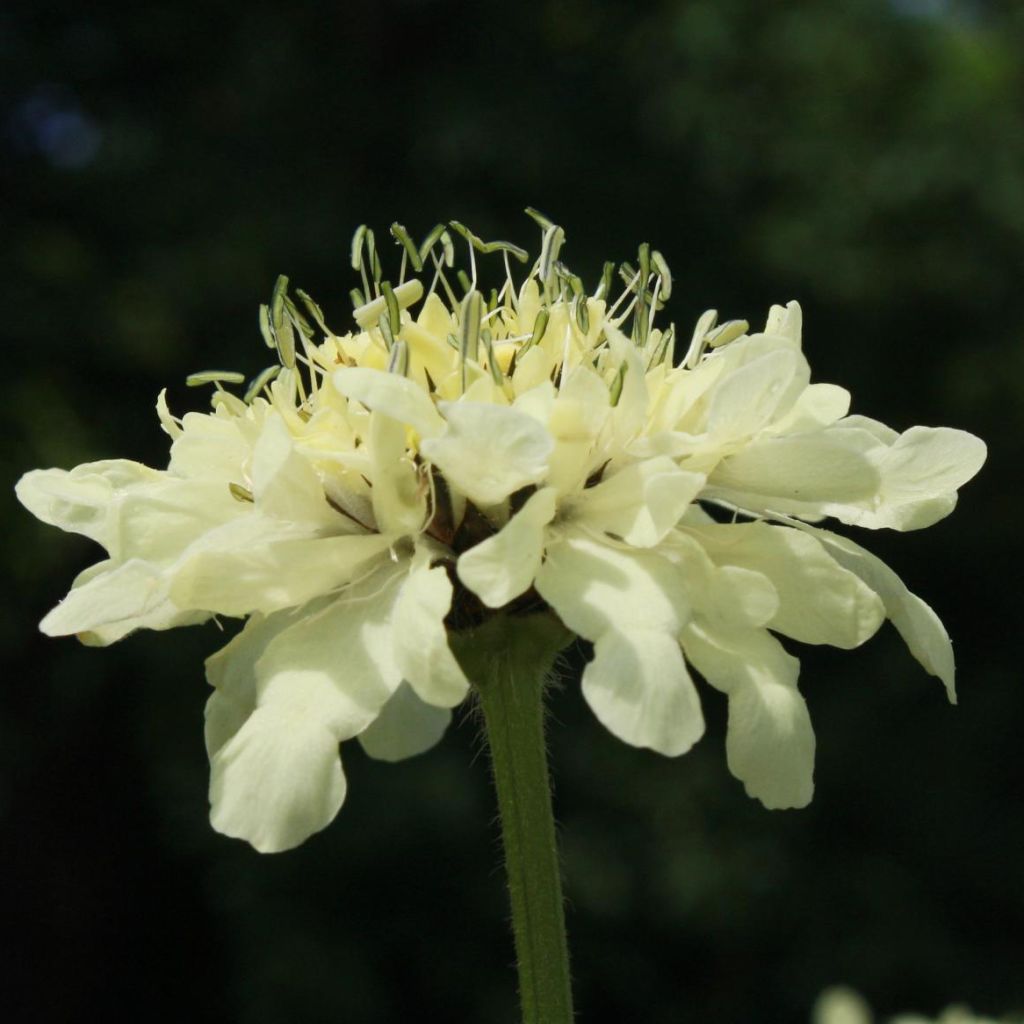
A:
[{"left": 455, "top": 613, "right": 575, "bottom": 1024}]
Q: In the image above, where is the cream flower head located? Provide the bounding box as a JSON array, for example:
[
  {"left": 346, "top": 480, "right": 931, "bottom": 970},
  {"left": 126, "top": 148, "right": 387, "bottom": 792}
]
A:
[
  {"left": 813, "top": 986, "right": 1017, "bottom": 1024},
  {"left": 16, "top": 213, "right": 986, "bottom": 851}
]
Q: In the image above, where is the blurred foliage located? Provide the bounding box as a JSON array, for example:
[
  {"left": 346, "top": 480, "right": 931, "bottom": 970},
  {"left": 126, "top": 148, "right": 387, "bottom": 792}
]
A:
[{"left": 1, "top": 1, "right": 1021, "bottom": 1022}]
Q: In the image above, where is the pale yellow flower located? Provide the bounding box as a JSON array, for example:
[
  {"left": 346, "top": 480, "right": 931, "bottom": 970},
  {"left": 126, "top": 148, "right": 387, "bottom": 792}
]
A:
[
  {"left": 814, "top": 986, "right": 1019, "bottom": 1024},
  {"left": 16, "top": 215, "right": 986, "bottom": 849}
]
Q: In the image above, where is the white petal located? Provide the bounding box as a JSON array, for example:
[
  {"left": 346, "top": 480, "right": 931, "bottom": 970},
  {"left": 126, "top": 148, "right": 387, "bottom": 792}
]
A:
[
  {"left": 209, "top": 705, "right": 347, "bottom": 853},
  {"left": 771, "top": 383, "right": 851, "bottom": 434},
  {"left": 99, "top": 476, "right": 242, "bottom": 565},
  {"left": 712, "top": 565, "right": 781, "bottom": 629},
  {"left": 369, "top": 411, "right": 425, "bottom": 535},
  {"left": 333, "top": 366, "right": 444, "bottom": 438},
  {"left": 836, "top": 413, "right": 898, "bottom": 444},
  {"left": 357, "top": 682, "right": 452, "bottom": 762},
  {"left": 536, "top": 534, "right": 689, "bottom": 638},
  {"left": 880, "top": 426, "right": 987, "bottom": 502},
  {"left": 392, "top": 561, "right": 469, "bottom": 707},
  {"left": 603, "top": 324, "right": 648, "bottom": 443},
  {"left": 254, "top": 563, "right": 405, "bottom": 731},
  {"left": 573, "top": 457, "right": 704, "bottom": 547},
  {"left": 583, "top": 629, "right": 704, "bottom": 756},
  {"left": 40, "top": 559, "right": 170, "bottom": 638},
  {"left": 764, "top": 300, "right": 803, "bottom": 343},
  {"left": 171, "top": 530, "right": 394, "bottom": 616},
  {"left": 849, "top": 425, "right": 988, "bottom": 531},
  {"left": 706, "top": 427, "right": 882, "bottom": 514},
  {"left": 15, "top": 460, "right": 162, "bottom": 548},
  {"left": 663, "top": 531, "right": 779, "bottom": 630},
  {"left": 511, "top": 346, "right": 555, "bottom": 396},
  {"left": 204, "top": 609, "right": 306, "bottom": 758},
  {"left": 170, "top": 409, "right": 251, "bottom": 480},
  {"left": 421, "top": 401, "right": 553, "bottom": 506},
  {"left": 706, "top": 348, "right": 803, "bottom": 440},
  {"left": 683, "top": 622, "right": 814, "bottom": 809},
  {"left": 544, "top": 367, "right": 612, "bottom": 493},
  {"left": 457, "top": 487, "right": 557, "bottom": 607},
  {"left": 206, "top": 565, "right": 408, "bottom": 852},
  {"left": 156, "top": 388, "right": 182, "bottom": 438},
  {"left": 688, "top": 522, "right": 884, "bottom": 648},
  {"left": 250, "top": 414, "right": 334, "bottom": 526},
  {"left": 804, "top": 526, "right": 957, "bottom": 701},
  {"left": 512, "top": 379, "right": 556, "bottom": 427}
]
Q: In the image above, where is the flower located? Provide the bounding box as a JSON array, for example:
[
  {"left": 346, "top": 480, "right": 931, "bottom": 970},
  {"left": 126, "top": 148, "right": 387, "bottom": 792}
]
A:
[
  {"left": 813, "top": 986, "right": 1018, "bottom": 1024},
  {"left": 16, "top": 214, "right": 985, "bottom": 851}
]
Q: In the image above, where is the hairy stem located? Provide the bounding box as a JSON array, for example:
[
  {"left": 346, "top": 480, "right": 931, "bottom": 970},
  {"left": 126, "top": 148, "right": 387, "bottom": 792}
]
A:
[{"left": 455, "top": 613, "right": 575, "bottom": 1024}]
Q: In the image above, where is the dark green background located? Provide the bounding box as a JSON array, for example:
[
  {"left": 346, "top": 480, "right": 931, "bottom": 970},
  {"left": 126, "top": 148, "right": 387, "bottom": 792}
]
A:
[{"left": 3, "top": 2, "right": 1019, "bottom": 1021}]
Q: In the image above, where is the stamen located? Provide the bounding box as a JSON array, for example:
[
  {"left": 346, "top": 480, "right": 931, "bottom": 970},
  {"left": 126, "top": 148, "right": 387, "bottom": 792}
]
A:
[
  {"left": 482, "top": 328, "right": 504, "bottom": 386},
  {"left": 258, "top": 304, "right": 275, "bottom": 349},
  {"left": 417, "top": 223, "right": 447, "bottom": 267},
  {"left": 186, "top": 370, "right": 246, "bottom": 388},
  {"left": 459, "top": 289, "right": 483, "bottom": 393},
  {"left": 430, "top": 251, "right": 460, "bottom": 311},
  {"left": 539, "top": 223, "right": 565, "bottom": 300},
  {"left": 390, "top": 223, "right": 423, "bottom": 272},
  {"left": 522, "top": 308, "right": 550, "bottom": 352},
  {"left": 387, "top": 339, "right": 409, "bottom": 376},
  {"left": 651, "top": 250, "right": 672, "bottom": 300},
  {"left": 595, "top": 261, "right": 615, "bottom": 303},
  {"left": 351, "top": 225, "right": 373, "bottom": 301},
  {"left": 244, "top": 366, "right": 281, "bottom": 404},
  {"left": 705, "top": 319, "right": 749, "bottom": 348},
  {"left": 502, "top": 251, "right": 519, "bottom": 315},
  {"left": 604, "top": 269, "right": 640, "bottom": 321},
  {"left": 352, "top": 279, "right": 423, "bottom": 329},
  {"left": 684, "top": 309, "right": 718, "bottom": 369}
]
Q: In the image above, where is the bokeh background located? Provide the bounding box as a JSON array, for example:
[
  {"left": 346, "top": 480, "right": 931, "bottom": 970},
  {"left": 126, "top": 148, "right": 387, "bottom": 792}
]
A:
[{"left": 2, "top": 1, "right": 1020, "bottom": 1021}]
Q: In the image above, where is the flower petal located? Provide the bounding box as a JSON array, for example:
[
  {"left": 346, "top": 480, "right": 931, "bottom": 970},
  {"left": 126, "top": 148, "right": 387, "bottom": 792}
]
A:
[
  {"left": 705, "top": 427, "right": 882, "bottom": 514},
  {"left": 849, "top": 425, "right": 988, "bottom": 531},
  {"left": 573, "top": 457, "right": 704, "bottom": 547},
  {"left": 357, "top": 681, "right": 451, "bottom": 762},
  {"left": 106, "top": 478, "right": 242, "bottom": 564},
  {"left": 172, "top": 529, "right": 395, "bottom": 616},
  {"left": 879, "top": 426, "right": 987, "bottom": 503},
  {"left": 663, "top": 531, "right": 779, "bottom": 630},
  {"left": 40, "top": 559, "right": 174, "bottom": 638},
  {"left": 604, "top": 324, "right": 648, "bottom": 443},
  {"left": 15, "top": 460, "right": 162, "bottom": 548},
  {"left": 204, "top": 608, "right": 307, "bottom": 758},
  {"left": 764, "top": 299, "right": 803, "bottom": 343},
  {"left": 369, "top": 411, "right": 426, "bottom": 535},
  {"left": 250, "top": 414, "right": 334, "bottom": 526},
  {"left": 254, "top": 563, "right": 404, "bottom": 730},
  {"left": 206, "top": 564, "right": 407, "bottom": 852},
  {"left": 543, "top": 366, "right": 611, "bottom": 493},
  {"left": 803, "top": 525, "right": 957, "bottom": 701},
  {"left": 457, "top": 487, "right": 557, "bottom": 607},
  {"left": 392, "top": 561, "right": 469, "bottom": 707},
  {"left": 422, "top": 401, "right": 553, "bottom": 506},
  {"left": 706, "top": 348, "right": 803, "bottom": 441},
  {"left": 687, "top": 522, "right": 884, "bottom": 648},
  {"left": 156, "top": 388, "right": 182, "bottom": 438},
  {"left": 333, "top": 366, "right": 445, "bottom": 438},
  {"left": 583, "top": 629, "right": 704, "bottom": 756},
  {"left": 170, "top": 409, "right": 252, "bottom": 480},
  {"left": 683, "top": 622, "right": 814, "bottom": 809},
  {"left": 770, "top": 383, "right": 851, "bottom": 434},
  {"left": 209, "top": 705, "right": 347, "bottom": 853},
  {"left": 536, "top": 534, "right": 689, "bottom": 638}
]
